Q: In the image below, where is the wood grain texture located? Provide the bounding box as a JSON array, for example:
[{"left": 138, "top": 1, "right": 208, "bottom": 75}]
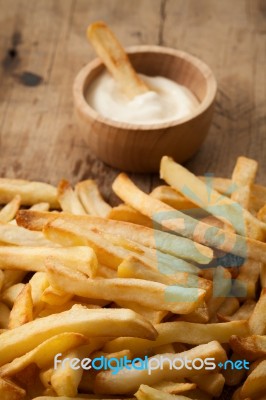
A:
[{"left": 0, "top": 0, "right": 265, "bottom": 210}]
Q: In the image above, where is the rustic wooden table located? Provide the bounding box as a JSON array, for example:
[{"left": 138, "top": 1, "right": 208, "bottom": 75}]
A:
[{"left": 0, "top": 0, "right": 265, "bottom": 205}]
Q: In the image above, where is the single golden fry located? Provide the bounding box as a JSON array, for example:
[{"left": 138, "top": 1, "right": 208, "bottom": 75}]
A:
[
  {"left": 87, "top": 21, "right": 149, "bottom": 99},
  {"left": 0, "top": 178, "right": 58, "bottom": 208},
  {"left": 0, "top": 376, "right": 25, "bottom": 400},
  {"left": 249, "top": 288, "right": 266, "bottom": 334},
  {"left": 240, "top": 359, "right": 266, "bottom": 399},
  {"left": 46, "top": 259, "right": 206, "bottom": 314},
  {"left": 75, "top": 179, "right": 112, "bottom": 217},
  {"left": 0, "top": 246, "right": 98, "bottom": 277},
  {"left": 189, "top": 373, "right": 225, "bottom": 397},
  {"left": 150, "top": 185, "right": 196, "bottom": 210},
  {"left": 230, "top": 335, "right": 266, "bottom": 361},
  {"left": 153, "top": 381, "right": 196, "bottom": 395},
  {"left": 57, "top": 180, "right": 86, "bottom": 215},
  {"left": 8, "top": 283, "right": 33, "bottom": 329},
  {"left": 0, "top": 223, "right": 54, "bottom": 247},
  {"left": 108, "top": 203, "right": 153, "bottom": 228},
  {"left": 135, "top": 384, "right": 192, "bottom": 399},
  {"left": 29, "top": 202, "right": 50, "bottom": 211},
  {"left": 231, "top": 156, "right": 258, "bottom": 209},
  {"left": 0, "top": 195, "right": 21, "bottom": 223}
]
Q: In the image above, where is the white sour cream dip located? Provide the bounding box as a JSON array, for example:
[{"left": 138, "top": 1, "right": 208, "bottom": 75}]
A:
[{"left": 86, "top": 71, "right": 200, "bottom": 125}]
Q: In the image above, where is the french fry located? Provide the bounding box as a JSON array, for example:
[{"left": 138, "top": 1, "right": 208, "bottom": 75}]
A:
[
  {"left": 0, "top": 332, "right": 88, "bottom": 377},
  {"left": 230, "top": 335, "right": 266, "bottom": 361},
  {"left": 30, "top": 202, "right": 50, "bottom": 211},
  {"left": 1, "top": 270, "right": 26, "bottom": 291},
  {"left": 0, "top": 223, "right": 55, "bottom": 247},
  {"left": 214, "top": 297, "right": 240, "bottom": 321},
  {"left": 18, "top": 210, "right": 211, "bottom": 266},
  {"left": 231, "top": 156, "right": 258, "bottom": 209},
  {"left": 160, "top": 156, "right": 266, "bottom": 240},
  {"left": 257, "top": 204, "right": 266, "bottom": 223},
  {"left": 94, "top": 341, "right": 227, "bottom": 394},
  {"left": 207, "top": 267, "right": 232, "bottom": 320},
  {"left": 117, "top": 256, "right": 212, "bottom": 298},
  {"left": 112, "top": 173, "right": 266, "bottom": 264},
  {"left": 57, "top": 180, "right": 86, "bottom": 215},
  {"left": 0, "top": 195, "right": 21, "bottom": 223},
  {"left": 29, "top": 272, "right": 49, "bottom": 314},
  {"left": 116, "top": 300, "right": 168, "bottom": 326},
  {"left": 8, "top": 283, "right": 33, "bottom": 329},
  {"left": 152, "top": 381, "right": 196, "bottom": 394},
  {"left": 135, "top": 384, "right": 193, "bottom": 399},
  {"left": 96, "top": 264, "right": 117, "bottom": 278},
  {"left": 232, "top": 259, "right": 261, "bottom": 299},
  {"left": 0, "top": 376, "right": 26, "bottom": 400},
  {"left": 240, "top": 359, "right": 266, "bottom": 399},
  {"left": 249, "top": 289, "right": 266, "bottom": 334},
  {"left": 218, "top": 299, "right": 256, "bottom": 322},
  {"left": 46, "top": 259, "right": 206, "bottom": 314},
  {"left": 103, "top": 320, "right": 250, "bottom": 356},
  {"left": 150, "top": 185, "right": 196, "bottom": 210},
  {"left": 0, "top": 302, "right": 10, "bottom": 329},
  {"left": 87, "top": 21, "right": 150, "bottom": 99},
  {"left": 41, "top": 286, "right": 73, "bottom": 306},
  {"left": 0, "top": 304, "right": 157, "bottom": 366},
  {"left": 222, "top": 352, "right": 246, "bottom": 386},
  {"left": 0, "top": 246, "right": 98, "bottom": 277},
  {"left": 189, "top": 372, "right": 225, "bottom": 397},
  {"left": 108, "top": 203, "right": 153, "bottom": 228},
  {"left": 0, "top": 178, "right": 59, "bottom": 208},
  {"left": 75, "top": 179, "right": 112, "bottom": 217}
]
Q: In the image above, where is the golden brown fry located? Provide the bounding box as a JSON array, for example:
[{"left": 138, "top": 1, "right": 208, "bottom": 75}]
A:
[
  {"left": 135, "top": 384, "right": 193, "bottom": 399},
  {"left": 118, "top": 255, "right": 212, "bottom": 297},
  {"left": 94, "top": 341, "right": 227, "bottom": 394},
  {"left": 0, "top": 304, "right": 157, "bottom": 366},
  {"left": 40, "top": 286, "right": 73, "bottom": 306},
  {"left": 153, "top": 381, "right": 196, "bottom": 395},
  {"left": 232, "top": 259, "right": 261, "bottom": 299},
  {"left": 0, "top": 376, "right": 26, "bottom": 400},
  {"left": 29, "top": 202, "right": 50, "bottom": 211},
  {"left": 87, "top": 21, "right": 149, "bottom": 99},
  {"left": 57, "top": 180, "right": 86, "bottom": 215},
  {"left": 115, "top": 300, "right": 168, "bottom": 326},
  {"left": 240, "top": 359, "right": 266, "bottom": 399},
  {"left": 8, "top": 283, "right": 33, "bottom": 329},
  {"left": 0, "top": 195, "right": 21, "bottom": 223},
  {"left": 108, "top": 203, "right": 153, "bottom": 228},
  {"left": 0, "top": 246, "right": 98, "bottom": 277},
  {"left": 1, "top": 270, "right": 26, "bottom": 292},
  {"left": 0, "top": 178, "right": 59, "bottom": 208},
  {"left": 218, "top": 299, "right": 256, "bottom": 322},
  {"left": 249, "top": 289, "right": 266, "bottom": 334},
  {"left": 1, "top": 283, "right": 25, "bottom": 308},
  {"left": 0, "top": 332, "right": 88, "bottom": 377},
  {"left": 160, "top": 156, "right": 266, "bottom": 240},
  {"left": 230, "top": 335, "right": 266, "bottom": 361},
  {"left": 75, "top": 179, "right": 111, "bottom": 217},
  {"left": 231, "top": 156, "right": 258, "bottom": 209},
  {"left": 215, "top": 297, "right": 240, "bottom": 320},
  {"left": 0, "top": 223, "right": 54, "bottom": 247},
  {"left": 150, "top": 186, "right": 196, "bottom": 210},
  {"left": 103, "top": 320, "right": 250, "bottom": 356},
  {"left": 222, "top": 352, "right": 246, "bottom": 386},
  {"left": 18, "top": 210, "right": 211, "bottom": 266},
  {"left": 46, "top": 259, "right": 205, "bottom": 314},
  {"left": 189, "top": 373, "right": 225, "bottom": 397},
  {"left": 112, "top": 173, "right": 266, "bottom": 263}
]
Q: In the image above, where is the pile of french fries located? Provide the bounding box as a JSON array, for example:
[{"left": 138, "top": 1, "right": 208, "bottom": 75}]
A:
[{"left": 0, "top": 156, "right": 265, "bottom": 400}]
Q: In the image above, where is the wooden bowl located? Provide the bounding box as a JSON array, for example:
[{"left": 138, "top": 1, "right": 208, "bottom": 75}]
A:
[{"left": 73, "top": 45, "right": 217, "bottom": 172}]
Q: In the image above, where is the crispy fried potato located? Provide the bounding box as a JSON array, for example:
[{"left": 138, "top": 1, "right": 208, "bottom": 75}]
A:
[
  {"left": 160, "top": 156, "right": 266, "bottom": 240},
  {"left": 230, "top": 335, "right": 266, "bottom": 361},
  {"left": 218, "top": 299, "right": 256, "bottom": 322},
  {"left": 112, "top": 173, "right": 266, "bottom": 263},
  {"left": 94, "top": 341, "right": 227, "bottom": 394},
  {"left": 152, "top": 381, "right": 196, "bottom": 394},
  {"left": 150, "top": 185, "right": 196, "bottom": 210},
  {"left": 46, "top": 259, "right": 205, "bottom": 314},
  {"left": 0, "top": 376, "right": 25, "bottom": 400},
  {"left": 75, "top": 180, "right": 112, "bottom": 217},
  {"left": 57, "top": 180, "right": 86, "bottom": 215},
  {"left": 189, "top": 373, "right": 225, "bottom": 397},
  {"left": 232, "top": 259, "right": 261, "bottom": 299},
  {"left": 249, "top": 289, "right": 266, "bottom": 334},
  {"left": 8, "top": 283, "right": 33, "bottom": 329},
  {"left": 0, "top": 223, "right": 54, "bottom": 247},
  {"left": 0, "top": 195, "right": 21, "bottom": 223},
  {"left": 231, "top": 156, "right": 258, "bottom": 209},
  {"left": 87, "top": 21, "right": 149, "bottom": 99},
  {"left": 135, "top": 384, "right": 193, "bottom": 399},
  {"left": 0, "top": 178, "right": 58, "bottom": 208},
  {"left": 0, "top": 305, "right": 157, "bottom": 366},
  {"left": 240, "top": 359, "right": 266, "bottom": 399},
  {"left": 108, "top": 203, "right": 153, "bottom": 228}
]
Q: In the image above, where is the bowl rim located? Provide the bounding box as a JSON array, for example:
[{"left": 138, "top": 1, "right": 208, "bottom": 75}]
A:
[{"left": 73, "top": 45, "right": 217, "bottom": 131}]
